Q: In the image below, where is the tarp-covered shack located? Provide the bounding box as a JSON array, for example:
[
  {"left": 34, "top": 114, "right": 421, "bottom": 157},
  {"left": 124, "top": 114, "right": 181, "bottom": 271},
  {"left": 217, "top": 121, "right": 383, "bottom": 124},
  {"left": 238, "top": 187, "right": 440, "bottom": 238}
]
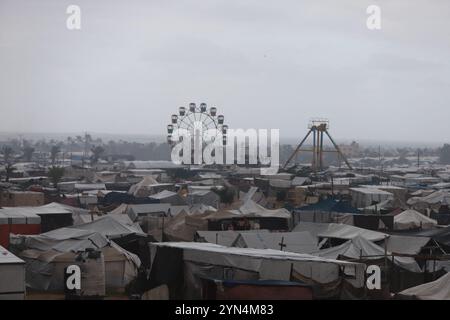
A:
[
  {"left": 148, "top": 242, "right": 366, "bottom": 299},
  {"left": 0, "top": 245, "right": 25, "bottom": 300},
  {"left": 9, "top": 227, "right": 141, "bottom": 293}
]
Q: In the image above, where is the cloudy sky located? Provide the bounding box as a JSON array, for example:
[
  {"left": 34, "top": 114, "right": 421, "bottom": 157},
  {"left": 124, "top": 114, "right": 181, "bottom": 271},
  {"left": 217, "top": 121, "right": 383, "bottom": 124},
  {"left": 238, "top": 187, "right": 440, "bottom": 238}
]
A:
[{"left": 0, "top": 0, "right": 449, "bottom": 143}]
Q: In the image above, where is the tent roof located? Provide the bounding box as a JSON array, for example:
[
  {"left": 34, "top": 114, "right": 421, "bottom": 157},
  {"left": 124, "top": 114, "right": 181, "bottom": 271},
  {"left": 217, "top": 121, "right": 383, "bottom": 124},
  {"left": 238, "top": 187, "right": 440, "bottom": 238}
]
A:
[
  {"left": 205, "top": 199, "right": 291, "bottom": 220},
  {"left": 383, "top": 235, "right": 431, "bottom": 255},
  {"left": 296, "top": 199, "right": 360, "bottom": 214},
  {"left": 196, "top": 230, "right": 243, "bottom": 247},
  {"left": 0, "top": 245, "right": 24, "bottom": 264},
  {"left": 394, "top": 209, "right": 437, "bottom": 230},
  {"left": 152, "top": 241, "right": 361, "bottom": 267},
  {"left": 12, "top": 227, "right": 110, "bottom": 252},
  {"left": 149, "top": 190, "right": 178, "bottom": 200},
  {"left": 313, "top": 236, "right": 421, "bottom": 272},
  {"left": 235, "top": 231, "right": 319, "bottom": 254},
  {"left": 293, "top": 222, "right": 389, "bottom": 242},
  {"left": 399, "top": 272, "right": 450, "bottom": 300},
  {"left": 0, "top": 205, "right": 71, "bottom": 216},
  {"left": 72, "top": 215, "right": 146, "bottom": 239}
]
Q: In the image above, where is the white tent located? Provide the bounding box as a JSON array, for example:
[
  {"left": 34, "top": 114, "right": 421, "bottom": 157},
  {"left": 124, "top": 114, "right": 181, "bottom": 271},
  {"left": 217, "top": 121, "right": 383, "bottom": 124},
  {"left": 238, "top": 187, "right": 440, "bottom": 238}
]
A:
[
  {"left": 219, "top": 198, "right": 291, "bottom": 219},
  {"left": 41, "top": 202, "right": 90, "bottom": 226},
  {"left": 0, "top": 245, "right": 25, "bottom": 300},
  {"left": 72, "top": 215, "right": 146, "bottom": 240},
  {"left": 293, "top": 222, "right": 389, "bottom": 242},
  {"left": 10, "top": 227, "right": 141, "bottom": 292},
  {"left": 313, "top": 236, "right": 421, "bottom": 273},
  {"left": 399, "top": 272, "right": 450, "bottom": 300},
  {"left": 394, "top": 209, "right": 437, "bottom": 230},
  {"left": 128, "top": 175, "right": 158, "bottom": 197},
  {"left": 150, "top": 242, "right": 366, "bottom": 288}
]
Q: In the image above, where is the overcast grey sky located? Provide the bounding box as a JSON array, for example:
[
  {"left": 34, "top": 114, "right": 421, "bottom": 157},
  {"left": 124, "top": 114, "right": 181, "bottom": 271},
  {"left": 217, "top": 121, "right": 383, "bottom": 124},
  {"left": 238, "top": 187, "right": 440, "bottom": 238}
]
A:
[{"left": 0, "top": 0, "right": 449, "bottom": 143}]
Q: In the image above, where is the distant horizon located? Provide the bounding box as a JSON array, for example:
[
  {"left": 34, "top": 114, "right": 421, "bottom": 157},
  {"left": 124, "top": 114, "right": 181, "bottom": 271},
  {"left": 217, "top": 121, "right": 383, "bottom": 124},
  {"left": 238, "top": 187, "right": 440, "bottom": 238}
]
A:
[{"left": 0, "top": 130, "right": 446, "bottom": 148}]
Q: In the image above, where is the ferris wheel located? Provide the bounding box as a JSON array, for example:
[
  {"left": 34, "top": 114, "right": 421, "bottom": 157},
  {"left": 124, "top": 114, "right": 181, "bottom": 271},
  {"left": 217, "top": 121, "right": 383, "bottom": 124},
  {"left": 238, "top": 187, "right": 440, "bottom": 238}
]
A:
[{"left": 167, "top": 103, "right": 228, "bottom": 146}]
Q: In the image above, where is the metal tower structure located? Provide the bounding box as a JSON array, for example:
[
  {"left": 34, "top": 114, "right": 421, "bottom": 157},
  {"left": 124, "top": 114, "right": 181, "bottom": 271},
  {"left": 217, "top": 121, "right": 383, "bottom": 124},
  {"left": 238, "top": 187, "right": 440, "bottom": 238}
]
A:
[{"left": 283, "top": 119, "right": 353, "bottom": 172}]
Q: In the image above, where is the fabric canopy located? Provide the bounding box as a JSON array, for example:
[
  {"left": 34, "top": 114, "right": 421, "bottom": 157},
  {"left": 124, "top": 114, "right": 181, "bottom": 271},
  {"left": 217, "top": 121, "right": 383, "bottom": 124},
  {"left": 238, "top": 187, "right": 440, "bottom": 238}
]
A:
[
  {"left": 206, "top": 199, "right": 291, "bottom": 220},
  {"left": 233, "top": 231, "right": 319, "bottom": 254},
  {"left": 72, "top": 215, "right": 146, "bottom": 239},
  {"left": 294, "top": 222, "right": 389, "bottom": 242},
  {"left": 399, "top": 272, "right": 450, "bottom": 300},
  {"left": 151, "top": 242, "right": 365, "bottom": 287},
  {"left": 394, "top": 209, "right": 437, "bottom": 230},
  {"left": 313, "top": 236, "right": 421, "bottom": 272}
]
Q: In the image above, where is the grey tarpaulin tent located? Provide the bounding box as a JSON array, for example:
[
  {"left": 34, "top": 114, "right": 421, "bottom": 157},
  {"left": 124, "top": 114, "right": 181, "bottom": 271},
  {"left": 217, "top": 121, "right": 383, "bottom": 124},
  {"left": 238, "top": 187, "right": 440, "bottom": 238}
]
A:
[
  {"left": 9, "top": 227, "right": 140, "bottom": 293},
  {"left": 149, "top": 242, "right": 366, "bottom": 299}
]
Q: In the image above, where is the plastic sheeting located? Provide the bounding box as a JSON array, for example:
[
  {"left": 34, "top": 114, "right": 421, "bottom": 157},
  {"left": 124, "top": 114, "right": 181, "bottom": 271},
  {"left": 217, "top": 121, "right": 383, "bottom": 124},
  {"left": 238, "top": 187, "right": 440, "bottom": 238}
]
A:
[
  {"left": 128, "top": 175, "right": 159, "bottom": 197},
  {"left": 233, "top": 231, "right": 319, "bottom": 254},
  {"left": 9, "top": 227, "right": 141, "bottom": 292},
  {"left": 150, "top": 242, "right": 366, "bottom": 288},
  {"left": 72, "top": 215, "right": 146, "bottom": 239},
  {"left": 313, "top": 236, "right": 422, "bottom": 273},
  {"left": 294, "top": 222, "right": 389, "bottom": 242},
  {"left": 394, "top": 210, "right": 437, "bottom": 230},
  {"left": 382, "top": 235, "right": 430, "bottom": 255},
  {"left": 399, "top": 272, "right": 450, "bottom": 300}
]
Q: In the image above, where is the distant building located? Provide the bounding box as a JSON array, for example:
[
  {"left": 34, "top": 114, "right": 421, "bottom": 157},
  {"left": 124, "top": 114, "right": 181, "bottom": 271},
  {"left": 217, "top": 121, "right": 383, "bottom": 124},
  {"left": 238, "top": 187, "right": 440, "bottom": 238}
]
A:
[{"left": 0, "top": 190, "right": 45, "bottom": 207}]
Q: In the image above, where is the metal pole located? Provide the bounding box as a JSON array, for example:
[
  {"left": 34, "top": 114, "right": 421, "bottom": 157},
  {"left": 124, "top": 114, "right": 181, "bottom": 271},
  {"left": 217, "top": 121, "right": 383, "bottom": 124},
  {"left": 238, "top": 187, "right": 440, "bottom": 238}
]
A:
[
  {"left": 324, "top": 130, "right": 353, "bottom": 170},
  {"left": 283, "top": 129, "right": 313, "bottom": 169},
  {"left": 319, "top": 130, "right": 324, "bottom": 171},
  {"left": 312, "top": 128, "right": 316, "bottom": 174}
]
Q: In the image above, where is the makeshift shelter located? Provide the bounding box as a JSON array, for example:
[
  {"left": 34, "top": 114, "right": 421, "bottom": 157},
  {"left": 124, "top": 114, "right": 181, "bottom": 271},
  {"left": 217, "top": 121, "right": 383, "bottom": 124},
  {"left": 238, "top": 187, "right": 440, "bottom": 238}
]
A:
[
  {"left": 293, "top": 222, "right": 389, "bottom": 243},
  {"left": 0, "top": 245, "right": 25, "bottom": 300},
  {"left": 382, "top": 235, "right": 431, "bottom": 255},
  {"left": 127, "top": 203, "right": 172, "bottom": 221},
  {"left": 150, "top": 190, "right": 187, "bottom": 206},
  {"left": 72, "top": 215, "right": 146, "bottom": 240},
  {"left": 407, "top": 190, "right": 450, "bottom": 211},
  {"left": 349, "top": 188, "right": 393, "bottom": 208},
  {"left": 293, "top": 198, "right": 360, "bottom": 225},
  {"left": 111, "top": 203, "right": 172, "bottom": 221},
  {"left": 313, "top": 236, "right": 421, "bottom": 273},
  {"left": 205, "top": 199, "right": 292, "bottom": 231},
  {"left": 0, "top": 190, "right": 45, "bottom": 207},
  {"left": 397, "top": 272, "right": 450, "bottom": 300},
  {"left": 394, "top": 209, "right": 437, "bottom": 230},
  {"left": 16, "top": 203, "right": 73, "bottom": 232},
  {"left": 195, "top": 230, "right": 244, "bottom": 247},
  {"left": 0, "top": 209, "right": 41, "bottom": 248},
  {"left": 73, "top": 215, "right": 149, "bottom": 267},
  {"left": 163, "top": 211, "right": 210, "bottom": 242},
  {"left": 233, "top": 231, "right": 319, "bottom": 254},
  {"left": 189, "top": 204, "right": 217, "bottom": 214},
  {"left": 10, "top": 228, "right": 141, "bottom": 293},
  {"left": 412, "top": 226, "right": 450, "bottom": 247},
  {"left": 128, "top": 176, "right": 173, "bottom": 198},
  {"left": 186, "top": 190, "right": 219, "bottom": 208},
  {"left": 148, "top": 242, "right": 366, "bottom": 299},
  {"left": 42, "top": 202, "right": 90, "bottom": 226}
]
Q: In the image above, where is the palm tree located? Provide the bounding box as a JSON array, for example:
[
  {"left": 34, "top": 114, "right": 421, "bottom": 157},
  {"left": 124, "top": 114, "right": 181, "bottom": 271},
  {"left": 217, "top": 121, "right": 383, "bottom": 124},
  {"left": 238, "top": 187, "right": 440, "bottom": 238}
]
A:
[
  {"left": 90, "top": 145, "right": 105, "bottom": 165},
  {"left": 50, "top": 145, "right": 60, "bottom": 165},
  {"left": 22, "top": 146, "right": 35, "bottom": 162},
  {"left": 4, "top": 164, "right": 16, "bottom": 182},
  {"left": 1, "top": 146, "right": 14, "bottom": 164},
  {"left": 1, "top": 146, "right": 15, "bottom": 182},
  {"left": 48, "top": 166, "right": 65, "bottom": 188}
]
